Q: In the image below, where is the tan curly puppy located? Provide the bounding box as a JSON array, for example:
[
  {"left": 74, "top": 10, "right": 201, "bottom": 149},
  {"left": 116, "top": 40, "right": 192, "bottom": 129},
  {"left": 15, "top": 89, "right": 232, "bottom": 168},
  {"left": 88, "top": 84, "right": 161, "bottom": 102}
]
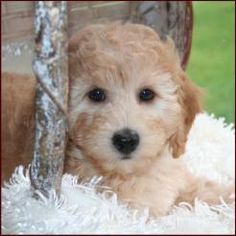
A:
[
  {"left": 65, "top": 23, "right": 234, "bottom": 217},
  {"left": 2, "top": 23, "right": 234, "bottom": 217}
]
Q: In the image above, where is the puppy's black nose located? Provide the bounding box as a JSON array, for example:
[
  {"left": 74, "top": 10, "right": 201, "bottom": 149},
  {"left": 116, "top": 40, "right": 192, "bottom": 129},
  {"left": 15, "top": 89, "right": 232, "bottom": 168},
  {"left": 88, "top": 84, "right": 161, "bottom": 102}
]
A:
[{"left": 112, "top": 128, "right": 140, "bottom": 154}]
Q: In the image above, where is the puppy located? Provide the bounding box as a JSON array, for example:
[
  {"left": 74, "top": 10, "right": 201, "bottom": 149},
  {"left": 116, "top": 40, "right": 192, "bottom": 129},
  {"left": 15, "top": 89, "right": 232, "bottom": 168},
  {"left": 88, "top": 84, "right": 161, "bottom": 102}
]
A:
[
  {"left": 65, "top": 23, "right": 234, "bottom": 217},
  {"left": 2, "top": 23, "right": 234, "bottom": 217}
]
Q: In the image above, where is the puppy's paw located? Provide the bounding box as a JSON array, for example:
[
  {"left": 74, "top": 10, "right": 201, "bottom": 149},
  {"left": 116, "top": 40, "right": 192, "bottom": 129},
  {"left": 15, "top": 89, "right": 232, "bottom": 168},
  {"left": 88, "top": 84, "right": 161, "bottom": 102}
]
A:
[
  {"left": 223, "top": 183, "right": 235, "bottom": 204},
  {"left": 229, "top": 193, "right": 235, "bottom": 201}
]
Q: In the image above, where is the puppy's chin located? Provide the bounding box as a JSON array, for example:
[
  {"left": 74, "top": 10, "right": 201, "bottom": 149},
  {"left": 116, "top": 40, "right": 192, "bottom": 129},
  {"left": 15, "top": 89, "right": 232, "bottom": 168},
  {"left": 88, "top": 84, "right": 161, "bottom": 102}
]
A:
[{"left": 81, "top": 147, "right": 161, "bottom": 177}]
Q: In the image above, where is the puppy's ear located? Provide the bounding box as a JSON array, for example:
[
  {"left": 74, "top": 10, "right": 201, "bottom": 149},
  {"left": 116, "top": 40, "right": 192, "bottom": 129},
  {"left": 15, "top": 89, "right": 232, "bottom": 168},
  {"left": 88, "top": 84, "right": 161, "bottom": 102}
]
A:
[{"left": 169, "top": 73, "right": 202, "bottom": 158}]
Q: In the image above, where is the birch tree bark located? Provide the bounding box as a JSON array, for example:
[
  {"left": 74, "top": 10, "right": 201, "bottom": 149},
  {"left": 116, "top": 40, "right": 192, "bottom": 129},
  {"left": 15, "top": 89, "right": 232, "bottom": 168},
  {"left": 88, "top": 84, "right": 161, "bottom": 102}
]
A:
[{"left": 30, "top": 1, "right": 68, "bottom": 197}]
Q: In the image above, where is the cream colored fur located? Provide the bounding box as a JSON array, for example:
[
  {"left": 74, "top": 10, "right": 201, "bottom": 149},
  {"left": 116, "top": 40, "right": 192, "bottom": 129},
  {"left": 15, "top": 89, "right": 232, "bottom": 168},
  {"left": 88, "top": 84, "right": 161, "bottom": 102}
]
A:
[
  {"left": 65, "top": 23, "right": 234, "bottom": 217},
  {"left": 2, "top": 23, "right": 234, "bottom": 217}
]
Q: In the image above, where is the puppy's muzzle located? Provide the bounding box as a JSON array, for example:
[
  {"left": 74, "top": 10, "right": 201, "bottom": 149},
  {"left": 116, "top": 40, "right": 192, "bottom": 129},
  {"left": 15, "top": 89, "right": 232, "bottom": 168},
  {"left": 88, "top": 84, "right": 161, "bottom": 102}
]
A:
[{"left": 112, "top": 128, "right": 140, "bottom": 155}]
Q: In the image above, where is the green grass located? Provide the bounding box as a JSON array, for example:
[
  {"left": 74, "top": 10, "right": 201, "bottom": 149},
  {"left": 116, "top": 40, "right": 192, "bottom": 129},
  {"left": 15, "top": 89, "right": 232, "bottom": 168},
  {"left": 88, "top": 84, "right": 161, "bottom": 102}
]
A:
[{"left": 186, "top": 2, "right": 234, "bottom": 123}]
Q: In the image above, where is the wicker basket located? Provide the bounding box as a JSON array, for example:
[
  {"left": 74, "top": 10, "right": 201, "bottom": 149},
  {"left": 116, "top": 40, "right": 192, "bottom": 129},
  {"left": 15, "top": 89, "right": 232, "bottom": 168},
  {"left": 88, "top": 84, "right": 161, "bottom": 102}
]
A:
[{"left": 2, "top": 1, "right": 193, "bottom": 69}]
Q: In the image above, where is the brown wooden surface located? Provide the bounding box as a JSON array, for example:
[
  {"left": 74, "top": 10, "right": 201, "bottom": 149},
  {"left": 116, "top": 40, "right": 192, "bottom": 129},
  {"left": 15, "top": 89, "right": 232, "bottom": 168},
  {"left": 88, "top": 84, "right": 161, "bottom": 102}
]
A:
[{"left": 2, "top": 1, "right": 129, "bottom": 42}]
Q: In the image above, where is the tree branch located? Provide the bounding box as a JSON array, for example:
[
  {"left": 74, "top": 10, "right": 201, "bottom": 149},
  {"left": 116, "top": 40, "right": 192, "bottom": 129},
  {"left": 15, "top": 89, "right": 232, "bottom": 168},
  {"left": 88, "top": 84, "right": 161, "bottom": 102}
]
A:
[{"left": 30, "top": 1, "right": 68, "bottom": 197}]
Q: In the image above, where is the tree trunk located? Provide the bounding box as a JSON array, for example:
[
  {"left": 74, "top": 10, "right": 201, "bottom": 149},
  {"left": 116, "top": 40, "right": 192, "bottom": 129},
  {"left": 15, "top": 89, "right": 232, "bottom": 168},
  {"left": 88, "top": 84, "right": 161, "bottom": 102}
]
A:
[{"left": 30, "top": 1, "right": 68, "bottom": 197}]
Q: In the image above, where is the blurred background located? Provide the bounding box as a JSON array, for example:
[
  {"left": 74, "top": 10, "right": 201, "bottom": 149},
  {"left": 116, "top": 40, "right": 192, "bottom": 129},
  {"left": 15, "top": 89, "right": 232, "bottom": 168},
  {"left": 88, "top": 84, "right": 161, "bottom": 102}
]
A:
[{"left": 187, "top": 1, "right": 234, "bottom": 124}]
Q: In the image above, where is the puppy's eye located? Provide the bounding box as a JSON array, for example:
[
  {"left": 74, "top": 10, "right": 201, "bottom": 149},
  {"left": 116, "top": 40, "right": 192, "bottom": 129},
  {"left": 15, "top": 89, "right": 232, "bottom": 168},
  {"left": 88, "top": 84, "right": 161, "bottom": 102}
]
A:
[
  {"left": 139, "top": 89, "right": 155, "bottom": 102},
  {"left": 88, "top": 88, "right": 106, "bottom": 102}
]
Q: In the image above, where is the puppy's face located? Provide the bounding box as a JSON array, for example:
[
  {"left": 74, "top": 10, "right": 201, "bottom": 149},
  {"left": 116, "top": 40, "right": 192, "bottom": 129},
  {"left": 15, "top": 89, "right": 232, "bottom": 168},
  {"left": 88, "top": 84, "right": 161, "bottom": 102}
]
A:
[{"left": 68, "top": 23, "right": 201, "bottom": 175}]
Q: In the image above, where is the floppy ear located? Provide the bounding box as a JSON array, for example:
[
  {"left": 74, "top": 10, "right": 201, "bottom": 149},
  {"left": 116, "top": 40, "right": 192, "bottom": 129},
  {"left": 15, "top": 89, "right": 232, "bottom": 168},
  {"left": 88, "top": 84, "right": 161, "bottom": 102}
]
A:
[{"left": 169, "top": 73, "right": 202, "bottom": 158}]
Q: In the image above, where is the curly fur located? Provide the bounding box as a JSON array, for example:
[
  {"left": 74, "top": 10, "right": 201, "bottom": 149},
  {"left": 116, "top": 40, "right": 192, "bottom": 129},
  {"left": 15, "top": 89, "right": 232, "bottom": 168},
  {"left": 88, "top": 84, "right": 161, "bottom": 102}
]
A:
[{"left": 2, "top": 23, "right": 234, "bottom": 217}]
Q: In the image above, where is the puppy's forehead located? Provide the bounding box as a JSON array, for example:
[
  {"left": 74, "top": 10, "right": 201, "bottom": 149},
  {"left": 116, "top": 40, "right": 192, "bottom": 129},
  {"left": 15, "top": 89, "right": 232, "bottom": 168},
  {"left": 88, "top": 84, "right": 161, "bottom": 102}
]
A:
[
  {"left": 78, "top": 57, "right": 172, "bottom": 89},
  {"left": 70, "top": 23, "right": 181, "bottom": 87}
]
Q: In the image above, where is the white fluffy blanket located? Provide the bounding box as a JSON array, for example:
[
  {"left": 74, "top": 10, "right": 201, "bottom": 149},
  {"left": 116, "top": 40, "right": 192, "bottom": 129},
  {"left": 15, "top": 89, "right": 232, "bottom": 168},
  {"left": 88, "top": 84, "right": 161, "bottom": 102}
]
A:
[{"left": 2, "top": 113, "right": 235, "bottom": 234}]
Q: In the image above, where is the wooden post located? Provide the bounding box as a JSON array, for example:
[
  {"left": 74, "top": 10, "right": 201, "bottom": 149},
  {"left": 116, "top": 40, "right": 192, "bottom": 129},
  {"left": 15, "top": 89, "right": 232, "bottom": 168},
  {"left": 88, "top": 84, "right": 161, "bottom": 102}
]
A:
[{"left": 30, "top": 1, "right": 68, "bottom": 197}]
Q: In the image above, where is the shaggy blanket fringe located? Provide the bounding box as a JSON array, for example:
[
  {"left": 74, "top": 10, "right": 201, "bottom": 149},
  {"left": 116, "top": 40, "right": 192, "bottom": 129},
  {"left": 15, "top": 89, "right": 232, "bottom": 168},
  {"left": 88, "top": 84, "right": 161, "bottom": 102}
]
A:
[{"left": 2, "top": 113, "right": 235, "bottom": 234}]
